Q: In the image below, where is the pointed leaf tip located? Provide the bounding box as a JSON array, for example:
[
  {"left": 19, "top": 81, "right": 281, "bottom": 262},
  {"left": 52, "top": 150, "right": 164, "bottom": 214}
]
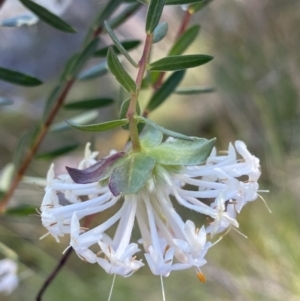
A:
[
  {"left": 145, "top": 0, "right": 165, "bottom": 33},
  {"left": 67, "top": 118, "right": 128, "bottom": 132},
  {"left": 107, "top": 47, "right": 136, "bottom": 93},
  {"left": 104, "top": 21, "right": 138, "bottom": 67},
  {"left": 149, "top": 54, "right": 213, "bottom": 71},
  {"left": 0, "top": 67, "right": 43, "bottom": 86},
  {"left": 19, "top": 0, "right": 76, "bottom": 33}
]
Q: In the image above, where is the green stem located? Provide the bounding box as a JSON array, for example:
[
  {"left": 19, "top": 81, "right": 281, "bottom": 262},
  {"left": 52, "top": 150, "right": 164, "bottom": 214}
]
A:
[
  {"left": 127, "top": 33, "right": 153, "bottom": 152},
  {"left": 143, "top": 9, "right": 193, "bottom": 116}
]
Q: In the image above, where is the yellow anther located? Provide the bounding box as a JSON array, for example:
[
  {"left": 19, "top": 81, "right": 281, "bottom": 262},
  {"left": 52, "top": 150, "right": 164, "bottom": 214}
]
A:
[{"left": 197, "top": 272, "right": 206, "bottom": 283}]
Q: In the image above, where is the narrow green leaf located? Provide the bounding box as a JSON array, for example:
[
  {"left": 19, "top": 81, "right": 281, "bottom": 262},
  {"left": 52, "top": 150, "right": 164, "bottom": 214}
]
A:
[
  {"left": 175, "top": 86, "right": 215, "bottom": 95},
  {"left": 60, "top": 53, "right": 80, "bottom": 82},
  {"left": 140, "top": 124, "right": 163, "bottom": 149},
  {"left": 119, "top": 98, "right": 141, "bottom": 119},
  {"left": 145, "top": 0, "right": 165, "bottom": 33},
  {"left": 107, "top": 47, "right": 136, "bottom": 93},
  {"left": 136, "top": 116, "right": 194, "bottom": 141},
  {"left": 149, "top": 71, "right": 161, "bottom": 85},
  {"left": 64, "top": 97, "right": 114, "bottom": 110},
  {"left": 141, "top": 74, "right": 151, "bottom": 89},
  {"left": 108, "top": 3, "right": 142, "bottom": 29},
  {"left": 67, "top": 119, "right": 128, "bottom": 132},
  {"left": 50, "top": 111, "right": 98, "bottom": 132},
  {"left": 165, "top": 0, "right": 205, "bottom": 4},
  {"left": 131, "top": 0, "right": 205, "bottom": 4},
  {"left": 119, "top": 98, "right": 141, "bottom": 129},
  {"left": 94, "top": 40, "right": 141, "bottom": 57},
  {"left": 104, "top": 21, "right": 138, "bottom": 67},
  {"left": 153, "top": 22, "right": 168, "bottom": 44},
  {"left": 0, "top": 97, "right": 13, "bottom": 105},
  {"left": 78, "top": 61, "right": 108, "bottom": 81},
  {"left": 189, "top": 0, "right": 213, "bottom": 13},
  {"left": 13, "top": 132, "right": 30, "bottom": 170},
  {"left": 148, "top": 137, "right": 216, "bottom": 165},
  {"left": 35, "top": 143, "right": 80, "bottom": 160},
  {"left": 71, "top": 38, "right": 100, "bottom": 77},
  {"left": 0, "top": 67, "right": 42, "bottom": 86},
  {"left": 5, "top": 204, "right": 37, "bottom": 216},
  {"left": 42, "top": 84, "right": 65, "bottom": 120},
  {"left": 19, "top": 0, "right": 76, "bottom": 33},
  {"left": 147, "top": 70, "right": 185, "bottom": 111},
  {"left": 149, "top": 54, "right": 213, "bottom": 71},
  {"left": 109, "top": 153, "right": 156, "bottom": 196},
  {"left": 169, "top": 25, "right": 200, "bottom": 56}
]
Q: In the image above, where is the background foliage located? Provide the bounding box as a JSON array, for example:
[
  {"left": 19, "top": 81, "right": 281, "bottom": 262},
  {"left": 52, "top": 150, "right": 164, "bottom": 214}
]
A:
[{"left": 1, "top": 0, "right": 300, "bottom": 300}]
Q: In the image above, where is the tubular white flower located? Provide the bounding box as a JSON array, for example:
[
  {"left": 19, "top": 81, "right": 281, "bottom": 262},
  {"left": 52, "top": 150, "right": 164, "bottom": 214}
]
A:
[
  {"left": 96, "top": 198, "right": 144, "bottom": 276},
  {"left": 97, "top": 241, "right": 144, "bottom": 277},
  {"left": 78, "top": 142, "right": 99, "bottom": 170},
  {"left": 143, "top": 195, "right": 175, "bottom": 276},
  {"left": 174, "top": 222, "right": 211, "bottom": 269},
  {"left": 69, "top": 213, "right": 99, "bottom": 264},
  {"left": 40, "top": 140, "right": 262, "bottom": 279},
  {"left": 0, "top": 259, "right": 18, "bottom": 295},
  {"left": 206, "top": 193, "right": 239, "bottom": 237}
]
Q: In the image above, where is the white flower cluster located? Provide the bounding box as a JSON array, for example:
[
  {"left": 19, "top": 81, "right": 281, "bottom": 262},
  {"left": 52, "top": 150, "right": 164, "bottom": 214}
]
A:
[
  {"left": 40, "top": 141, "right": 261, "bottom": 279},
  {"left": 0, "top": 259, "right": 18, "bottom": 295}
]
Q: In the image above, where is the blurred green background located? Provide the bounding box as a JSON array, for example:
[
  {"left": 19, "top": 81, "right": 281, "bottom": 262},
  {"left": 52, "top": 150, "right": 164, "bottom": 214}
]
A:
[{"left": 1, "top": 0, "right": 300, "bottom": 300}]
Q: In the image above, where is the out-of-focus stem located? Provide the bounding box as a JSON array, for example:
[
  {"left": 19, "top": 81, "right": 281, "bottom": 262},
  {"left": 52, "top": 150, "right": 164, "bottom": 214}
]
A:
[
  {"left": 0, "top": 79, "right": 74, "bottom": 213},
  {"left": 0, "top": 14, "right": 105, "bottom": 213},
  {"left": 36, "top": 247, "right": 73, "bottom": 301},
  {"left": 0, "top": 0, "right": 6, "bottom": 9},
  {"left": 35, "top": 215, "right": 94, "bottom": 301},
  {"left": 175, "top": 9, "right": 192, "bottom": 39},
  {"left": 152, "top": 9, "right": 192, "bottom": 92},
  {"left": 127, "top": 34, "right": 153, "bottom": 152}
]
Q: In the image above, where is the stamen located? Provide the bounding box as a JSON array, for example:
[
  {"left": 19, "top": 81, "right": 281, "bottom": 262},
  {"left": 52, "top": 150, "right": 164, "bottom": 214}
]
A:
[
  {"left": 160, "top": 275, "right": 166, "bottom": 301},
  {"left": 197, "top": 272, "right": 206, "bottom": 283},
  {"left": 39, "top": 232, "right": 51, "bottom": 240},
  {"left": 217, "top": 178, "right": 228, "bottom": 183},
  {"left": 164, "top": 245, "right": 170, "bottom": 255},
  {"left": 62, "top": 245, "right": 71, "bottom": 254},
  {"left": 107, "top": 274, "right": 116, "bottom": 301},
  {"left": 218, "top": 150, "right": 228, "bottom": 154},
  {"left": 258, "top": 193, "right": 272, "bottom": 213},
  {"left": 80, "top": 226, "right": 89, "bottom": 232},
  {"left": 32, "top": 213, "right": 42, "bottom": 217},
  {"left": 210, "top": 227, "right": 231, "bottom": 247},
  {"left": 232, "top": 227, "right": 248, "bottom": 239}
]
